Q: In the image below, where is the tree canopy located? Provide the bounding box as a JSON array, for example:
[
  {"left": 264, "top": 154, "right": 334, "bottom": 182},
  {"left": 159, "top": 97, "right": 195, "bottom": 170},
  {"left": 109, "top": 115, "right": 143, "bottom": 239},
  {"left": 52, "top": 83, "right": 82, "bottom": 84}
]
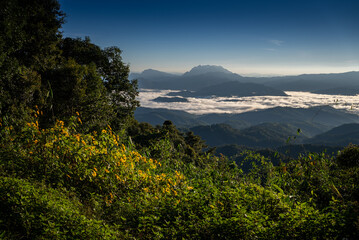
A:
[{"left": 0, "top": 0, "right": 138, "bottom": 131}]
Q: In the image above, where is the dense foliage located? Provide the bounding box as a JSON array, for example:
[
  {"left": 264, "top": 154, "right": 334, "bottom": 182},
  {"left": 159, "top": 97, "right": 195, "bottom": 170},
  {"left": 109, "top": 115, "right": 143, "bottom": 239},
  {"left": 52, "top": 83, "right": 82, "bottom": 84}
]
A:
[
  {"left": 1, "top": 115, "right": 358, "bottom": 239},
  {"left": 0, "top": 0, "right": 138, "bottom": 130}
]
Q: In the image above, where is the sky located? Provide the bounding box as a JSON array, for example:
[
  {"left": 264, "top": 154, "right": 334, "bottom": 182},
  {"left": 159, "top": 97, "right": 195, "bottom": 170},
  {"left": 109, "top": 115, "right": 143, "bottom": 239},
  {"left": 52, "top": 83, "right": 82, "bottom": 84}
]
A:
[{"left": 59, "top": 0, "right": 359, "bottom": 76}]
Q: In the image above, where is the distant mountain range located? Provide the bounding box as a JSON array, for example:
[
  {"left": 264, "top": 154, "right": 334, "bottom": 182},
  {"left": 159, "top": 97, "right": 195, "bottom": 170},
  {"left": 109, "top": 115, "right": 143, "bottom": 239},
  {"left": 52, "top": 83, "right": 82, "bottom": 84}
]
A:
[
  {"left": 131, "top": 65, "right": 243, "bottom": 91},
  {"left": 131, "top": 65, "right": 359, "bottom": 93},
  {"left": 135, "top": 106, "right": 358, "bottom": 133},
  {"left": 167, "top": 81, "right": 287, "bottom": 97},
  {"left": 262, "top": 71, "right": 359, "bottom": 91},
  {"left": 135, "top": 106, "right": 359, "bottom": 148},
  {"left": 312, "top": 87, "right": 359, "bottom": 96},
  {"left": 133, "top": 65, "right": 359, "bottom": 149}
]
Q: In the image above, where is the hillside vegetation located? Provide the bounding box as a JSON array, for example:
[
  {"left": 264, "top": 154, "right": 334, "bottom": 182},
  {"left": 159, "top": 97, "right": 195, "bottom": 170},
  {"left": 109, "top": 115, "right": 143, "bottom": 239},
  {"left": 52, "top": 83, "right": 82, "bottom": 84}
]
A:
[
  {"left": 1, "top": 115, "right": 359, "bottom": 239},
  {"left": 1, "top": 1, "right": 358, "bottom": 239}
]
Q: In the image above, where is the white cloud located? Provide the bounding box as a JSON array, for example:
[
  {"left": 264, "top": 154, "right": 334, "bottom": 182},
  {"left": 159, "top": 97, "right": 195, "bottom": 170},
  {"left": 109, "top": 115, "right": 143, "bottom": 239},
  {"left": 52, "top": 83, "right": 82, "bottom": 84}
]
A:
[
  {"left": 269, "top": 39, "right": 284, "bottom": 46},
  {"left": 138, "top": 89, "right": 359, "bottom": 115}
]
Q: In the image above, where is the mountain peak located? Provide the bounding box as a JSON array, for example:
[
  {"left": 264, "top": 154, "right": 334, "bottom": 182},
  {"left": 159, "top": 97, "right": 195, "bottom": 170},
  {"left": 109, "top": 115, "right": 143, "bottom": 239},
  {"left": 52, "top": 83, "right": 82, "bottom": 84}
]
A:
[
  {"left": 184, "top": 65, "right": 233, "bottom": 76},
  {"left": 136, "top": 69, "right": 176, "bottom": 79},
  {"left": 142, "top": 69, "right": 162, "bottom": 74}
]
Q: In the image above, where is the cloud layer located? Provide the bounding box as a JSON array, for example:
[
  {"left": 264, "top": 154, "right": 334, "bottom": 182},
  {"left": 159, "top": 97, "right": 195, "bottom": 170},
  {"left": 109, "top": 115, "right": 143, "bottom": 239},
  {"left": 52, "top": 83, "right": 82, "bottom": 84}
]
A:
[{"left": 138, "top": 89, "right": 359, "bottom": 115}]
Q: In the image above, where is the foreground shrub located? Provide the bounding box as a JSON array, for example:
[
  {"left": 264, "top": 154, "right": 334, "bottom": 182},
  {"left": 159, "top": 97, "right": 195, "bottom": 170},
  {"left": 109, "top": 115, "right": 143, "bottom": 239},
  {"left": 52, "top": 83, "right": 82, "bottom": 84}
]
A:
[
  {"left": 0, "top": 176, "right": 120, "bottom": 239},
  {"left": 337, "top": 144, "right": 359, "bottom": 168}
]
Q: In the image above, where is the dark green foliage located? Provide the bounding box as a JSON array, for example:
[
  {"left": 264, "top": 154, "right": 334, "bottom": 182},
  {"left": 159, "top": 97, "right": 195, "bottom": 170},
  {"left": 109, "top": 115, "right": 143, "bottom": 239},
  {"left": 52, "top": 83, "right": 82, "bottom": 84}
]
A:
[
  {"left": 337, "top": 144, "right": 359, "bottom": 168},
  {"left": 42, "top": 60, "right": 114, "bottom": 130},
  {"left": 0, "top": 177, "right": 120, "bottom": 239},
  {"left": 305, "top": 123, "right": 359, "bottom": 146},
  {"left": 127, "top": 120, "right": 210, "bottom": 166},
  {"left": 60, "top": 37, "right": 107, "bottom": 66},
  {"left": 102, "top": 46, "right": 139, "bottom": 127},
  {"left": 1, "top": 0, "right": 138, "bottom": 132},
  {"left": 0, "top": 0, "right": 64, "bottom": 70},
  {"left": 1, "top": 112, "right": 359, "bottom": 238},
  {"left": 0, "top": 0, "right": 64, "bottom": 125},
  {"left": 58, "top": 37, "right": 139, "bottom": 128}
]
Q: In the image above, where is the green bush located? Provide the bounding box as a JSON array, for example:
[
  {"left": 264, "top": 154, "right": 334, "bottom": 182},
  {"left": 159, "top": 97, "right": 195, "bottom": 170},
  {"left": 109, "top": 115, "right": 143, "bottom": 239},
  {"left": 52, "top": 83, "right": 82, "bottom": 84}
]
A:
[
  {"left": 0, "top": 177, "right": 121, "bottom": 239},
  {"left": 337, "top": 144, "right": 359, "bottom": 168}
]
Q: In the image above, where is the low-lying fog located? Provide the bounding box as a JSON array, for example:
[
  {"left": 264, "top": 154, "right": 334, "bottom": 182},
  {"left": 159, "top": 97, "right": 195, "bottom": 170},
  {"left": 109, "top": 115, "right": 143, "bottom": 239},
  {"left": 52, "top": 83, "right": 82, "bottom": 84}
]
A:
[{"left": 138, "top": 89, "right": 359, "bottom": 115}]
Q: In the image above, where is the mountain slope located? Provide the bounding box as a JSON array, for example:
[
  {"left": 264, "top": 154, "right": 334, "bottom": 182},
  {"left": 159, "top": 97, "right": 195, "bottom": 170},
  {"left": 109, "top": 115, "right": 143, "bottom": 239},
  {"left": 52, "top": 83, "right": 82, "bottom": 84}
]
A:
[
  {"left": 232, "top": 106, "right": 359, "bottom": 128},
  {"left": 136, "top": 65, "right": 244, "bottom": 90},
  {"left": 134, "top": 107, "right": 205, "bottom": 127},
  {"left": 263, "top": 71, "right": 359, "bottom": 91},
  {"left": 312, "top": 87, "right": 359, "bottom": 96},
  {"left": 168, "top": 81, "right": 287, "bottom": 97},
  {"left": 183, "top": 65, "right": 233, "bottom": 76},
  {"left": 189, "top": 123, "right": 307, "bottom": 148},
  {"left": 130, "top": 69, "right": 177, "bottom": 80},
  {"left": 305, "top": 123, "right": 359, "bottom": 146}
]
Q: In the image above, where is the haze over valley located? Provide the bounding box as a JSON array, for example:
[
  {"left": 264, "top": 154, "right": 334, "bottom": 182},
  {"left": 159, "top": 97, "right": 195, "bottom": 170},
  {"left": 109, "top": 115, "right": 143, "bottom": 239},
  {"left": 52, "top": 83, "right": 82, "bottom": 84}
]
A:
[{"left": 133, "top": 65, "right": 359, "bottom": 151}]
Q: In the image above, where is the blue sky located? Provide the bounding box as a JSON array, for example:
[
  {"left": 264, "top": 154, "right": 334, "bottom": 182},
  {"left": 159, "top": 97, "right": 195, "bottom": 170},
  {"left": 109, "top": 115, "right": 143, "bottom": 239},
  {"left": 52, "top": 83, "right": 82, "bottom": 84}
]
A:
[{"left": 59, "top": 0, "right": 359, "bottom": 76}]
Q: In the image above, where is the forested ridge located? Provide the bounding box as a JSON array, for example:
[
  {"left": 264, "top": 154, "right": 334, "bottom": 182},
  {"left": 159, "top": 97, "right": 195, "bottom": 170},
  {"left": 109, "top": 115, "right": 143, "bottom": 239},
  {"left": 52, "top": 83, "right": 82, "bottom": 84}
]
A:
[{"left": 1, "top": 1, "right": 358, "bottom": 239}]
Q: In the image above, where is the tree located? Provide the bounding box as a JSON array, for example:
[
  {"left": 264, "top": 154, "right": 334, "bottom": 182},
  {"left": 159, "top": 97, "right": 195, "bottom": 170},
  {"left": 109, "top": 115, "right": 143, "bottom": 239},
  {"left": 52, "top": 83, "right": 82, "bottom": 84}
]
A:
[
  {"left": 0, "top": 0, "right": 138, "bottom": 131},
  {"left": 0, "top": 0, "right": 64, "bottom": 124},
  {"left": 59, "top": 38, "right": 139, "bottom": 130},
  {"left": 59, "top": 37, "right": 107, "bottom": 67},
  {"left": 102, "top": 47, "right": 139, "bottom": 128},
  {"left": 0, "top": 0, "right": 64, "bottom": 70},
  {"left": 42, "top": 60, "right": 114, "bottom": 131}
]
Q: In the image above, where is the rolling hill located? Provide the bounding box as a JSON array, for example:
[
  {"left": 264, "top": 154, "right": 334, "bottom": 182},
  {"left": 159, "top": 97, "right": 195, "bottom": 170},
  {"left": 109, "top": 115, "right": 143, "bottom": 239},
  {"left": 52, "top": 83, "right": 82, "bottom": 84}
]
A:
[
  {"left": 135, "top": 106, "right": 359, "bottom": 134},
  {"left": 305, "top": 123, "right": 359, "bottom": 146},
  {"left": 134, "top": 107, "right": 205, "bottom": 127},
  {"left": 187, "top": 123, "right": 307, "bottom": 148}
]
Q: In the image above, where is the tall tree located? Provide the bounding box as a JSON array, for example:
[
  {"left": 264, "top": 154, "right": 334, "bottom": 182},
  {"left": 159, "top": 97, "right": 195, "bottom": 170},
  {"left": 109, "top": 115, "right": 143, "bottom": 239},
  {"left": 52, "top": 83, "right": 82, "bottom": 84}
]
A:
[
  {"left": 0, "top": 0, "right": 64, "bottom": 124},
  {"left": 42, "top": 60, "right": 114, "bottom": 131},
  {"left": 60, "top": 38, "right": 139, "bottom": 129},
  {"left": 102, "top": 46, "right": 139, "bottom": 128},
  {"left": 59, "top": 37, "right": 107, "bottom": 67}
]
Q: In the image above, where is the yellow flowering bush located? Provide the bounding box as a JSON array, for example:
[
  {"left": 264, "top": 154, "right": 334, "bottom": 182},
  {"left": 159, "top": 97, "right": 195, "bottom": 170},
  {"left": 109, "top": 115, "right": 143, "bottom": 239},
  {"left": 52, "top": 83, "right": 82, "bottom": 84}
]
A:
[{"left": 0, "top": 115, "right": 191, "bottom": 209}]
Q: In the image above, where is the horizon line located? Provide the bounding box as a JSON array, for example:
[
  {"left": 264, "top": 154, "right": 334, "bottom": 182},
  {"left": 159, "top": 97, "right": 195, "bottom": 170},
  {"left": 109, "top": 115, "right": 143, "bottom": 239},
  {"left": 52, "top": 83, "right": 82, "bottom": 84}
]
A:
[{"left": 130, "top": 66, "right": 359, "bottom": 78}]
